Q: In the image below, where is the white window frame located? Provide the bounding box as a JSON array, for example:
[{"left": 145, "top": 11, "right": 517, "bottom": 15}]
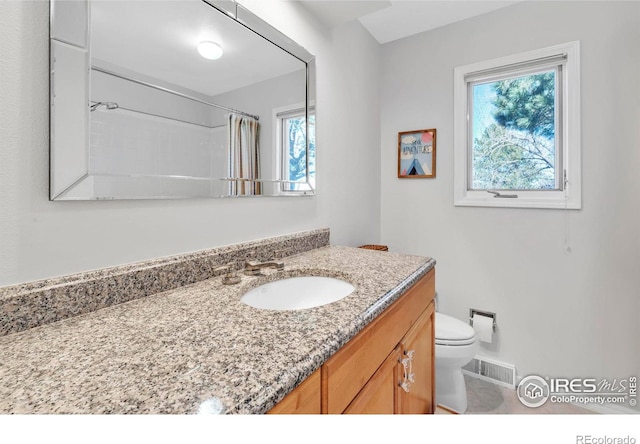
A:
[
  {"left": 273, "top": 102, "right": 315, "bottom": 195},
  {"left": 453, "top": 41, "right": 581, "bottom": 209}
]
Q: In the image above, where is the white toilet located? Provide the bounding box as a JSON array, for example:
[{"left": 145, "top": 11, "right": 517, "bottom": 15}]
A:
[{"left": 435, "top": 312, "right": 478, "bottom": 413}]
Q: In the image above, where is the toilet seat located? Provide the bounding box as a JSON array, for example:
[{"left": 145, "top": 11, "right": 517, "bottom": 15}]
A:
[
  {"left": 436, "top": 337, "right": 476, "bottom": 346},
  {"left": 435, "top": 313, "right": 476, "bottom": 346}
]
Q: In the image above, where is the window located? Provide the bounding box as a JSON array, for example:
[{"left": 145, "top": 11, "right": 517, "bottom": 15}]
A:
[
  {"left": 454, "top": 41, "right": 581, "bottom": 209},
  {"left": 276, "top": 106, "right": 315, "bottom": 193}
]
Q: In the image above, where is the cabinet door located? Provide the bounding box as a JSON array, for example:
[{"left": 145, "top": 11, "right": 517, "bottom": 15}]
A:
[
  {"left": 398, "top": 302, "right": 435, "bottom": 414},
  {"left": 343, "top": 347, "right": 401, "bottom": 414}
]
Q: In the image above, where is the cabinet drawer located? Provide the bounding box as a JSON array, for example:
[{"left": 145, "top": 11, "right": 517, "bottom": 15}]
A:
[{"left": 321, "top": 268, "right": 435, "bottom": 414}]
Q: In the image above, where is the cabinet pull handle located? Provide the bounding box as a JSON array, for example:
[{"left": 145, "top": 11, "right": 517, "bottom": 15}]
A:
[{"left": 399, "top": 349, "right": 415, "bottom": 392}]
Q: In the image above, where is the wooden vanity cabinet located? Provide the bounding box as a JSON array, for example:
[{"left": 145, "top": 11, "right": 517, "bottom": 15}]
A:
[{"left": 269, "top": 268, "right": 435, "bottom": 415}]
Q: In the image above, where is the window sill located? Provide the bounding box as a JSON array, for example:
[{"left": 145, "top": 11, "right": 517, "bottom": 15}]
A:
[{"left": 454, "top": 193, "right": 581, "bottom": 210}]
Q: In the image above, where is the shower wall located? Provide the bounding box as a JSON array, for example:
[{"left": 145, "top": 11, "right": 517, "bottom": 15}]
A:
[{"left": 89, "top": 69, "right": 228, "bottom": 197}]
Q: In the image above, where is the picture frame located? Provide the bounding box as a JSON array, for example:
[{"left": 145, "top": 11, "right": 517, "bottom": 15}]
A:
[{"left": 398, "top": 128, "right": 436, "bottom": 178}]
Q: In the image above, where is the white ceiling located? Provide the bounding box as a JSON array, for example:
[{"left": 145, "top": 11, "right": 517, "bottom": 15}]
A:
[
  {"left": 91, "top": 1, "right": 303, "bottom": 97},
  {"left": 299, "top": 1, "right": 520, "bottom": 44},
  {"left": 298, "top": 0, "right": 392, "bottom": 28}
]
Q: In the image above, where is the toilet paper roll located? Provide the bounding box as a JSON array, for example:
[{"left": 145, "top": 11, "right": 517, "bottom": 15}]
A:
[{"left": 472, "top": 313, "right": 494, "bottom": 343}]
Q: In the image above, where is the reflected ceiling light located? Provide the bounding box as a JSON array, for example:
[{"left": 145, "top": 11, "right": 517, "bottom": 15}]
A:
[{"left": 197, "top": 41, "right": 223, "bottom": 60}]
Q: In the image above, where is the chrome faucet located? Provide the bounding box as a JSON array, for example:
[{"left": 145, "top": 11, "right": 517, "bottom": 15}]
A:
[{"left": 243, "top": 252, "right": 284, "bottom": 276}]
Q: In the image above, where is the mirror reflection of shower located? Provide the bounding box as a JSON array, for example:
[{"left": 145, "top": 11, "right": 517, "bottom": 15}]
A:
[
  {"left": 50, "top": 0, "right": 314, "bottom": 200},
  {"left": 90, "top": 101, "right": 119, "bottom": 112}
]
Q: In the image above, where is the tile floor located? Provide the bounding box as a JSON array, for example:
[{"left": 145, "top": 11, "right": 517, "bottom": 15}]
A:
[{"left": 441, "top": 375, "right": 595, "bottom": 414}]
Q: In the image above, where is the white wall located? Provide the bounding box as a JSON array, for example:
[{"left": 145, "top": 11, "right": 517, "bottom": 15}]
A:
[
  {"left": 0, "top": 0, "right": 381, "bottom": 286},
  {"left": 380, "top": 1, "right": 640, "bottom": 390}
]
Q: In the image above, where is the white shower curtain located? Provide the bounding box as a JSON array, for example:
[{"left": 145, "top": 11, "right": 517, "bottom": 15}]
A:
[{"left": 227, "top": 113, "right": 261, "bottom": 196}]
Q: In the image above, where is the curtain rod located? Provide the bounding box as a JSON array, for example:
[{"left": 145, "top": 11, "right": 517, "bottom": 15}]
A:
[
  {"left": 90, "top": 101, "right": 226, "bottom": 129},
  {"left": 91, "top": 65, "right": 260, "bottom": 121}
]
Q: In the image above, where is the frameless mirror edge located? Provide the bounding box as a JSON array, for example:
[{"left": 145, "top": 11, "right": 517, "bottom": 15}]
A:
[
  {"left": 233, "top": 3, "right": 314, "bottom": 63},
  {"left": 201, "top": 0, "right": 237, "bottom": 19},
  {"left": 305, "top": 57, "right": 316, "bottom": 194},
  {"left": 50, "top": 0, "right": 91, "bottom": 200}
]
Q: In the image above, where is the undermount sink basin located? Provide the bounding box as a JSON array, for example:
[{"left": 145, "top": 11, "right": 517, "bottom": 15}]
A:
[{"left": 241, "top": 276, "right": 355, "bottom": 310}]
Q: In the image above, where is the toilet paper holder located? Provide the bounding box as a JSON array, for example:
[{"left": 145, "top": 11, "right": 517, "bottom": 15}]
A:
[{"left": 469, "top": 308, "right": 497, "bottom": 332}]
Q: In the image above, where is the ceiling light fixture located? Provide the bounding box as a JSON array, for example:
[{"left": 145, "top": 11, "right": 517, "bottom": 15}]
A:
[{"left": 197, "top": 41, "right": 223, "bottom": 60}]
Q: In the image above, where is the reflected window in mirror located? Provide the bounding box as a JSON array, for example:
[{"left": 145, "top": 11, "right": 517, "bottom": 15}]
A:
[{"left": 276, "top": 106, "right": 316, "bottom": 193}]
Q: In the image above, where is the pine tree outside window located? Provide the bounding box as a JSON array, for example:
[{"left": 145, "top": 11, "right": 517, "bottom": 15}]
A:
[{"left": 454, "top": 42, "right": 581, "bottom": 209}]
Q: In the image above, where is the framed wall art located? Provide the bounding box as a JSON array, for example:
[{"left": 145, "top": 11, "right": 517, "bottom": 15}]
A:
[{"left": 398, "top": 128, "right": 436, "bottom": 178}]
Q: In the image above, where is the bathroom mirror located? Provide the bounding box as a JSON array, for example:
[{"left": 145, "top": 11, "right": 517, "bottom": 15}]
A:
[{"left": 49, "top": 0, "right": 316, "bottom": 200}]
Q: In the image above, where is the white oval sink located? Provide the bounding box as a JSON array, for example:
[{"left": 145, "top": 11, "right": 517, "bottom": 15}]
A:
[{"left": 241, "top": 276, "right": 355, "bottom": 310}]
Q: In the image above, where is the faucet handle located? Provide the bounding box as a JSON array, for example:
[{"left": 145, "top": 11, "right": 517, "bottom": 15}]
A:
[
  {"left": 273, "top": 248, "right": 291, "bottom": 259},
  {"left": 213, "top": 262, "right": 241, "bottom": 285},
  {"left": 213, "top": 263, "right": 233, "bottom": 276}
]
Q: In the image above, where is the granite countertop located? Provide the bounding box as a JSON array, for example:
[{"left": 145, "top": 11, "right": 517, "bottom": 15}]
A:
[{"left": 0, "top": 245, "right": 434, "bottom": 414}]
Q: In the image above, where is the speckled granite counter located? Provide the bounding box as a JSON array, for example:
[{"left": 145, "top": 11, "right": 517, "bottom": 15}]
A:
[{"left": 0, "top": 244, "right": 434, "bottom": 414}]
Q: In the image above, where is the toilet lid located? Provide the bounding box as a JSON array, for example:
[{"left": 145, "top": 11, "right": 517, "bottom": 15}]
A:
[{"left": 435, "top": 313, "right": 476, "bottom": 345}]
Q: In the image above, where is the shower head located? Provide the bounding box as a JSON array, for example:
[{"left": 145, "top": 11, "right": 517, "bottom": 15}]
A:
[{"left": 90, "top": 102, "right": 119, "bottom": 112}]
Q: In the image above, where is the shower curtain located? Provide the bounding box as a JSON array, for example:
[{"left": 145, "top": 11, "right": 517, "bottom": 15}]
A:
[{"left": 228, "top": 113, "right": 261, "bottom": 196}]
